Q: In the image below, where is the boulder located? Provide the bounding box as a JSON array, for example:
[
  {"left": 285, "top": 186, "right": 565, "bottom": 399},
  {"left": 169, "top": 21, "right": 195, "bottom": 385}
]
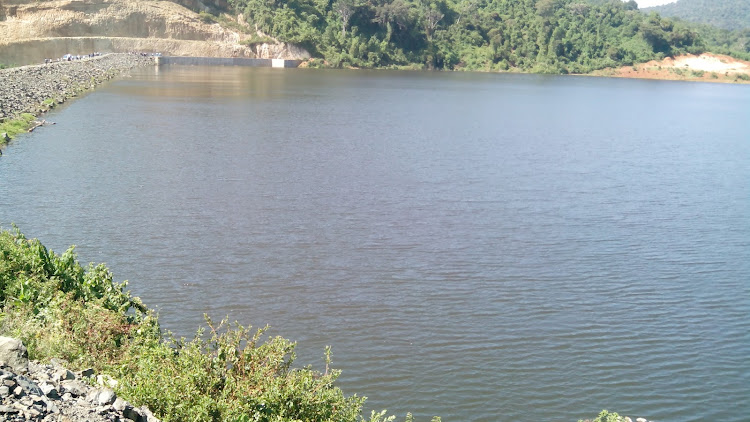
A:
[{"left": 0, "top": 337, "right": 28, "bottom": 372}]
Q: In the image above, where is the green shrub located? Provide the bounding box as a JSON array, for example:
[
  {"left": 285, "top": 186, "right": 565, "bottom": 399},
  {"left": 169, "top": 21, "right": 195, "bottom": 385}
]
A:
[
  {"left": 240, "top": 35, "right": 277, "bottom": 47},
  {"left": 199, "top": 11, "right": 218, "bottom": 24},
  {"left": 579, "top": 410, "right": 624, "bottom": 422}
]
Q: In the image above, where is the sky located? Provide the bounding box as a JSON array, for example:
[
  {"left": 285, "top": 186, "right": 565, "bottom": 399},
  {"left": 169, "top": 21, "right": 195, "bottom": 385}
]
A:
[{"left": 630, "top": 0, "right": 679, "bottom": 7}]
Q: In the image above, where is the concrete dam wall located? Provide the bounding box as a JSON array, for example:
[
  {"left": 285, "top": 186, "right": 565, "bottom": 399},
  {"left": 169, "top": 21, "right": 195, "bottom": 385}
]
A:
[{"left": 157, "top": 56, "right": 301, "bottom": 68}]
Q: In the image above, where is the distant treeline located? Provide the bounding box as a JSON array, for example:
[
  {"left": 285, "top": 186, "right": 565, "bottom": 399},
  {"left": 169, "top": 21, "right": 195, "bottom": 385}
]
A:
[
  {"left": 644, "top": 0, "right": 750, "bottom": 32},
  {"left": 226, "top": 0, "right": 750, "bottom": 72}
]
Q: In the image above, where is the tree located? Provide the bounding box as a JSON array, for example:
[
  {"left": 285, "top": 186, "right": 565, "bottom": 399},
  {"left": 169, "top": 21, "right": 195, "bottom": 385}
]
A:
[
  {"left": 335, "top": 0, "right": 358, "bottom": 37},
  {"left": 422, "top": 3, "right": 444, "bottom": 41}
]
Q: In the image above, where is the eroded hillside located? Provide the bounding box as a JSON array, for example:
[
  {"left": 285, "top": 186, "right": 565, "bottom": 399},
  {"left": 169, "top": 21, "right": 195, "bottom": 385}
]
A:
[{"left": 0, "top": 0, "right": 309, "bottom": 65}]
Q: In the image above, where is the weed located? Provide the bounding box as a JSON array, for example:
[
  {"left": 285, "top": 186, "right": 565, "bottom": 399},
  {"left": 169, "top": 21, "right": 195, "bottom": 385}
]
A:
[{"left": 0, "top": 113, "right": 37, "bottom": 141}]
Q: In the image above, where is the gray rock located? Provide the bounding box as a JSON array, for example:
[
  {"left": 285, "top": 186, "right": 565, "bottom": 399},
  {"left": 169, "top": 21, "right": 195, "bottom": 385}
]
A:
[
  {"left": 41, "top": 396, "right": 59, "bottom": 414},
  {"left": 123, "top": 405, "right": 141, "bottom": 421},
  {"left": 60, "top": 380, "right": 87, "bottom": 396},
  {"left": 0, "top": 404, "right": 19, "bottom": 414},
  {"left": 14, "top": 374, "right": 43, "bottom": 396},
  {"left": 0, "top": 337, "right": 29, "bottom": 372},
  {"left": 26, "top": 406, "right": 41, "bottom": 418},
  {"left": 86, "top": 388, "right": 100, "bottom": 403},
  {"left": 636, "top": 419, "right": 648, "bottom": 422},
  {"left": 96, "top": 388, "right": 117, "bottom": 406},
  {"left": 39, "top": 381, "right": 59, "bottom": 399},
  {"left": 113, "top": 397, "right": 128, "bottom": 412},
  {"left": 1, "top": 132, "right": 9, "bottom": 142},
  {"left": 51, "top": 367, "right": 75, "bottom": 382},
  {"left": 0, "top": 385, "right": 9, "bottom": 396},
  {"left": 96, "top": 405, "right": 113, "bottom": 415},
  {"left": 29, "top": 394, "right": 46, "bottom": 406}
]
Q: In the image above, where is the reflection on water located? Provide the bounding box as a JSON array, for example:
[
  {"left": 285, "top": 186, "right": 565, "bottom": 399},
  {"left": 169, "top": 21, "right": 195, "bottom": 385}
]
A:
[
  {"left": 1, "top": 67, "right": 749, "bottom": 421},
  {"left": 116, "top": 66, "right": 292, "bottom": 100}
]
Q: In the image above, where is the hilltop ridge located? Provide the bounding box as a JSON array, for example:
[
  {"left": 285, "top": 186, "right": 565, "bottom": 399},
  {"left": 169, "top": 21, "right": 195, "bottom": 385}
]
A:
[{"left": 644, "top": 0, "right": 750, "bottom": 31}]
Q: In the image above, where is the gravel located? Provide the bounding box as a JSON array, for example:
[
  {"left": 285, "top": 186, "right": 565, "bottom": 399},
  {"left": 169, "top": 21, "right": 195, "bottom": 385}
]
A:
[{"left": 0, "top": 53, "right": 154, "bottom": 123}]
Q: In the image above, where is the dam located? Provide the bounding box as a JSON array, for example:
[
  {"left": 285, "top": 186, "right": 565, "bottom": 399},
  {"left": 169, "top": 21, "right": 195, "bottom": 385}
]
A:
[{"left": 156, "top": 56, "right": 302, "bottom": 68}]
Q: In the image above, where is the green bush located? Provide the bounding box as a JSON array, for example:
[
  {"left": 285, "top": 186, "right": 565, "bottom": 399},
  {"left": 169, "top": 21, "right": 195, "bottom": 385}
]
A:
[
  {"left": 579, "top": 410, "right": 624, "bottom": 422},
  {"left": 199, "top": 11, "right": 218, "bottom": 24},
  {"left": 240, "top": 35, "right": 277, "bottom": 47}
]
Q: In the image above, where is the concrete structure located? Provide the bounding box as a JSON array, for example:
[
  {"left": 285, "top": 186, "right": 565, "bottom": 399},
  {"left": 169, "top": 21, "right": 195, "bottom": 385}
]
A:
[{"left": 156, "top": 56, "right": 301, "bottom": 68}]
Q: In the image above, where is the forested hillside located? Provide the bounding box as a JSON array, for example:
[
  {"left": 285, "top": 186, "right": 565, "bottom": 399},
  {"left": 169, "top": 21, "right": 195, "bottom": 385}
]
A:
[
  {"left": 225, "top": 0, "right": 739, "bottom": 71},
  {"left": 644, "top": 0, "right": 750, "bottom": 31}
]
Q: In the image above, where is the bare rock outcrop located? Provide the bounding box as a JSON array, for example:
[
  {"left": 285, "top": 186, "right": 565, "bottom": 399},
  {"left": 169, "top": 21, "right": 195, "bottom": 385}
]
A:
[{"left": 0, "top": 0, "right": 309, "bottom": 66}]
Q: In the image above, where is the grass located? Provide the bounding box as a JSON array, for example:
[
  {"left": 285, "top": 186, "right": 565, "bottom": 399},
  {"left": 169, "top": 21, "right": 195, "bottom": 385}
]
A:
[{"left": 0, "top": 113, "right": 37, "bottom": 142}]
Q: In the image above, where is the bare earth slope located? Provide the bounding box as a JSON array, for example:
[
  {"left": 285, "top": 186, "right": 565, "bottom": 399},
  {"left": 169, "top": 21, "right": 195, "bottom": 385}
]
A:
[
  {"left": 592, "top": 53, "right": 750, "bottom": 83},
  {"left": 0, "top": 0, "right": 309, "bottom": 66}
]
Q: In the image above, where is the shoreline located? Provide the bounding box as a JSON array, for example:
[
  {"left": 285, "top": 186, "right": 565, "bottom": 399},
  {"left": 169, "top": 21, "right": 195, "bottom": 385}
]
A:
[
  {"left": 588, "top": 53, "right": 750, "bottom": 84},
  {"left": 0, "top": 53, "right": 154, "bottom": 144}
]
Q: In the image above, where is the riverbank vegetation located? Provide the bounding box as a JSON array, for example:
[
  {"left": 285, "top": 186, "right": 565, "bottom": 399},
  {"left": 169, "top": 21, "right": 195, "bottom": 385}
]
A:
[
  {"left": 224, "top": 0, "right": 749, "bottom": 72},
  {"left": 0, "top": 113, "right": 36, "bottom": 142},
  {"left": 0, "top": 227, "right": 440, "bottom": 422}
]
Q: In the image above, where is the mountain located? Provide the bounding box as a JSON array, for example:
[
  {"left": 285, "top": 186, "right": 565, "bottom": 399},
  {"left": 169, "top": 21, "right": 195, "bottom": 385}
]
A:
[{"left": 644, "top": 0, "right": 750, "bottom": 30}]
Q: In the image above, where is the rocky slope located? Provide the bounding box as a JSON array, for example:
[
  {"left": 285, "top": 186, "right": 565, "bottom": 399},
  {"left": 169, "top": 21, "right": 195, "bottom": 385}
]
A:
[
  {"left": 0, "top": 337, "right": 159, "bottom": 422},
  {"left": 0, "top": 0, "right": 309, "bottom": 66},
  {"left": 0, "top": 53, "right": 153, "bottom": 124}
]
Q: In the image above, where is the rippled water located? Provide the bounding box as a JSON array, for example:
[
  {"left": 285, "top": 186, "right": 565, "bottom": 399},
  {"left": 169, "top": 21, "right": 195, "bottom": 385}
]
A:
[{"left": 1, "top": 67, "right": 749, "bottom": 421}]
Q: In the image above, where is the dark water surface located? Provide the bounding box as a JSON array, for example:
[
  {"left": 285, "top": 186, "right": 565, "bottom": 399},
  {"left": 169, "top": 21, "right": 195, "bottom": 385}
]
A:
[{"left": 1, "top": 67, "right": 749, "bottom": 421}]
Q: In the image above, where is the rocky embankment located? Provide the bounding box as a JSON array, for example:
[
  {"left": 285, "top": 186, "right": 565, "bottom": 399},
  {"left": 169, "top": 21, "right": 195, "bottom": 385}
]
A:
[
  {"left": 0, "top": 337, "right": 158, "bottom": 422},
  {"left": 0, "top": 53, "right": 153, "bottom": 124}
]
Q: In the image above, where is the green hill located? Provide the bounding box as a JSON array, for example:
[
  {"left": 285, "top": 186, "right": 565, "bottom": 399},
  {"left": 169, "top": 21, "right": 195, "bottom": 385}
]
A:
[
  {"left": 227, "top": 0, "right": 712, "bottom": 72},
  {"left": 644, "top": 0, "right": 750, "bottom": 31}
]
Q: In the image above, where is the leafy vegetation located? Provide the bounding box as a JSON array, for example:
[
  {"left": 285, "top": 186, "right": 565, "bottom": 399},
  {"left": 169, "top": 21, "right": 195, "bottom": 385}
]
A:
[
  {"left": 222, "top": 0, "right": 749, "bottom": 72},
  {"left": 644, "top": 0, "right": 750, "bottom": 31},
  {"left": 679, "top": 21, "right": 750, "bottom": 61},
  {"left": 579, "top": 410, "right": 624, "bottom": 422},
  {"left": 0, "top": 227, "right": 440, "bottom": 422},
  {"left": 0, "top": 113, "right": 37, "bottom": 142}
]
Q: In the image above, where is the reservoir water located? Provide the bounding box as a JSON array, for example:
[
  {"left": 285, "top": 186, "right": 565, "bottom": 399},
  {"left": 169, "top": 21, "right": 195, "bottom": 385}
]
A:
[{"left": 1, "top": 67, "right": 749, "bottom": 421}]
